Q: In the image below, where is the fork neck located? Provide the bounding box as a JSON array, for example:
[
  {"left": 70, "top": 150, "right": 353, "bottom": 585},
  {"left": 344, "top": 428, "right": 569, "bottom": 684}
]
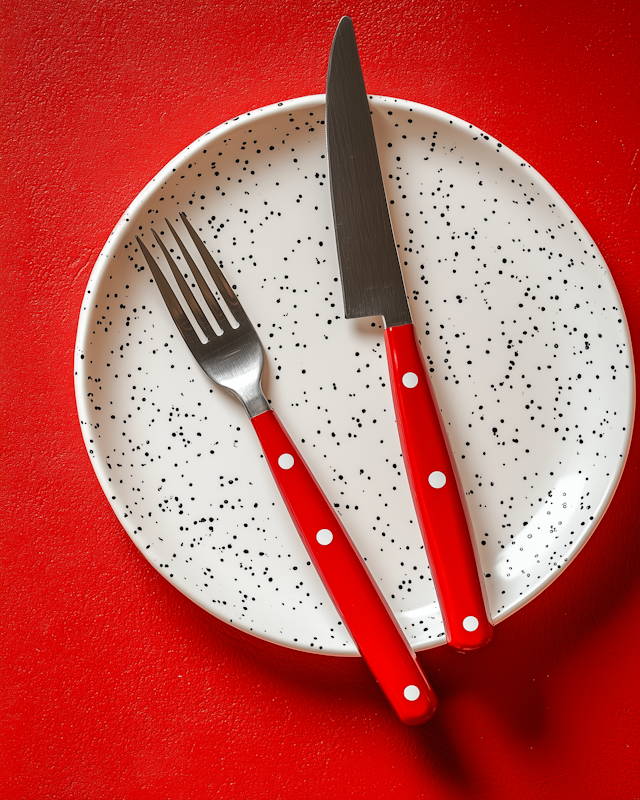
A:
[{"left": 240, "top": 386, "right": 270, "bottom": 419}]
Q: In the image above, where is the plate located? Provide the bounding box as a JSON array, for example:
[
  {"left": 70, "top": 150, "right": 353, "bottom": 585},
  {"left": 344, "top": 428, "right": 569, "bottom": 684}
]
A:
[{"left": 74, "top": 95, "right": 634, "bottom": 654}]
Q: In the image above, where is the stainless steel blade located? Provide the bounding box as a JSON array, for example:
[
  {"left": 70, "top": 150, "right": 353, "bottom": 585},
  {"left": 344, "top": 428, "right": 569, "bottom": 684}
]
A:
[{"left": 326, "top": 16, "right": 412, "bottom": 328}]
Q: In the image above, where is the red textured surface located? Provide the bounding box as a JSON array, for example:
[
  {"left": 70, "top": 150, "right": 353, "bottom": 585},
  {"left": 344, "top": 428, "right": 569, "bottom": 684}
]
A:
[{"left": 1, "top": 1, "right": 638, "bottom": 798}]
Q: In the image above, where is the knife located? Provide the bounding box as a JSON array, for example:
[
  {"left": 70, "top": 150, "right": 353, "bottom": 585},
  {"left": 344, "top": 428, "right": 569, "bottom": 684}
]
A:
[{"left": 325, "top": 16, "right": 493, "bottom": 651}]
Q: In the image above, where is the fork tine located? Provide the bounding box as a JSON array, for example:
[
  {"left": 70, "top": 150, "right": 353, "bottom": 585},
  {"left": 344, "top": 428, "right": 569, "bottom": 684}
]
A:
[
  {"left": 163, "top": 218, "right": 231, "bottom": 333},
  {"left": 179, "top": 212, "right": 248, "bottom": 323},
  {"left": 150, "top": 228, "right": 219, "bottom": 341},
  {"left": 136, "top": 236, "right": 203, "bottom": 346}
]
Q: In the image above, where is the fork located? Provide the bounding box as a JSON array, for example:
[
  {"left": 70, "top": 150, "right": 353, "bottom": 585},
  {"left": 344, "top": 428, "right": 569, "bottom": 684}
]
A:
[{"left": 136, "top": 213, "right": 437, "bottom": 725}]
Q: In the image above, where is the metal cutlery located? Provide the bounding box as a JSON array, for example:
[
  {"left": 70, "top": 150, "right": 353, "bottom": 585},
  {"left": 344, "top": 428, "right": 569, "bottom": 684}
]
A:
[
  {"left": 325, "top": 16, "right": 493, "bottom": 650},
  {"left": 136, "top": 212, "right": 437, "bottom": 724}
]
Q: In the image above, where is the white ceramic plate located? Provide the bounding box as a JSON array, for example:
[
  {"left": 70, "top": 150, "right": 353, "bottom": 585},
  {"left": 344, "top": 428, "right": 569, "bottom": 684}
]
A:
[{"left": 75, "top": 95, "right": 634, "bottom": 655}]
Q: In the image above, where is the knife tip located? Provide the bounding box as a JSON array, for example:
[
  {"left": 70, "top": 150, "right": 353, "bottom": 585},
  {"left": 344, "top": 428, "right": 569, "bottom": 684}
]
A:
[
  {"left": 335, "top": 15, "right": 353, "bottom": 35},
  {"left": 331, "top": 16, "right": 356, "bottom": 58}
]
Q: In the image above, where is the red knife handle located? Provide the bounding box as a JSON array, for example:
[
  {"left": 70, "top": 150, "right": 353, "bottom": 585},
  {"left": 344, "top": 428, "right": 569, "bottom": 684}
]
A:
[
  {"left": 251, "top": 409, "right": 437, "bottom": 724},
  {"left": 384, "top": 324, "right": 493, "bottom": 651}
]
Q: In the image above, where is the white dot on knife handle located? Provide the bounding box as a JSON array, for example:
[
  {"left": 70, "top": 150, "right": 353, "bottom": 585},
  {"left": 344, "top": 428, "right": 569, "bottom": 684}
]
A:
[
  {"left": 402, "top": 371, "right": 419, "bottom": 388},
  {"left": 428, "top": 470, "right": 446, "bottom": 488}
]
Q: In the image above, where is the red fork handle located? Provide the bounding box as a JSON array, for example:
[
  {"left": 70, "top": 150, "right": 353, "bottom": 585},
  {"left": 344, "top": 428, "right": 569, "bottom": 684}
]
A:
[
  {"left": 384, "top": 324, "right": 493, "bottom": 651},
  {"left": 251, "top": 409, "right": 437, "bottom": 724}
]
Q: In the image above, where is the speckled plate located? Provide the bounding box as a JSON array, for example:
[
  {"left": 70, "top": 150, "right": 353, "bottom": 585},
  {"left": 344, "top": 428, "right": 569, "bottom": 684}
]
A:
[{"left": 74, "top": 95, "right": 634, "bottom": 655}]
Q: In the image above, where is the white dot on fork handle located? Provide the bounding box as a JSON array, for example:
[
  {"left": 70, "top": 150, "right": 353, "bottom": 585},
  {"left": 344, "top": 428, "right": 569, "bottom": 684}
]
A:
[
  {"left": 404, "top": 685, "right": 420, "bottom": 701},
  {"left": 316, "top": 529, "right": 333, "bottom": 545},
  {"left": 278, "top": 453, "right": 294, "bottom": 470},
  {"left": 463, "top": 616, "right": 479, "bottom": 632}
]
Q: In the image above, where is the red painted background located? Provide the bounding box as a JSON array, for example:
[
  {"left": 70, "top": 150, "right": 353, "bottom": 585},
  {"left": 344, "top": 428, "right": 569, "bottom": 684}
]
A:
[{"left": 2, "top": 1, "right": 638, "bottom": 798}]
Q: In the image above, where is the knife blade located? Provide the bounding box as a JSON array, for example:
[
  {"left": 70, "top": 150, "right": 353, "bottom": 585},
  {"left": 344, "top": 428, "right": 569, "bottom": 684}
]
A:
[{"left": 326, "top": 16, "right": 493, "bottom": 651}]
